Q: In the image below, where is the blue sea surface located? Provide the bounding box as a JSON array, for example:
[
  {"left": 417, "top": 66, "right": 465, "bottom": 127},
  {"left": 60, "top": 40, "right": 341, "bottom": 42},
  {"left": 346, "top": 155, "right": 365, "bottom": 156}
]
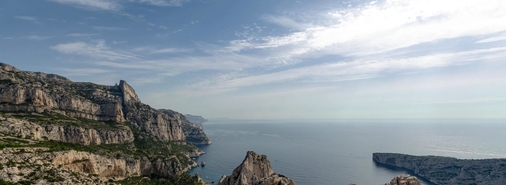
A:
[{"left": 188, "top": 119, "right": 506, "bottom": 185}]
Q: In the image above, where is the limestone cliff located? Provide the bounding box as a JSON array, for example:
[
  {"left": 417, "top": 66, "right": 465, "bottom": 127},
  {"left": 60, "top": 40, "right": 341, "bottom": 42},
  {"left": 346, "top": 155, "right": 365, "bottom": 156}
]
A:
[
  {"left": 385, "top": 175, "right": 421, "bottom": 185},
  {"left": 160, "top": 109, "right": 211, "bottom": 145},
  {"left": 349, "top": 175, "right": 421, "bottom": 185},
  {"left": 373, "top": 153, "right": 506, "bottom": 185},
  {"left": 0, "top": 62, "right": 207, "bottom": 184},
  {"left": 184, "top": 114, "right": 207, "bottom": 128},
  {"left": 0, "top": 115, "right": 134, "bottom": 145},
  {"left": 0, "top": 62, "right": 208, "bottom": 143},
  {"left": 219, "top": 151, "right": 296, "bottom": 185}
]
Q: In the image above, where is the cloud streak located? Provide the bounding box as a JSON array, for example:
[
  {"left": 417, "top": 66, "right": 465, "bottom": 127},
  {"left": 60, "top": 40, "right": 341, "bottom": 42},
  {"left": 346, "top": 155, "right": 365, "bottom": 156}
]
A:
[
  {"left": 187, "top": 47, "right": 506, "bottom": 91},
  {"left": 230, "top": 0, "right": 506, "bottom": 60},
  {"left": 49, "top": 0, "right": 121, "bottom": 11},
  {"left": 51, "top": 40, "right": 137, "bottom": 61}
]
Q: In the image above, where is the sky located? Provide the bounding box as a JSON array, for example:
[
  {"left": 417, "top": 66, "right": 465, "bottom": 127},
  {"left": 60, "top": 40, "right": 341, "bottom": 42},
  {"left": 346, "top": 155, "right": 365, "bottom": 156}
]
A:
[{"left": 1, "top": 0, "right": 506, "bottom": 120}]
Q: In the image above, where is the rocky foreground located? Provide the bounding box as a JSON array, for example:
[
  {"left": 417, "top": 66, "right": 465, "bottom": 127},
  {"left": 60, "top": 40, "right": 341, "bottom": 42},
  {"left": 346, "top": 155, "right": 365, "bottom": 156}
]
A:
[
  {"left": 0, "top": 62, "right": 210, "bottom": 184},
  {"left": 373, "top": 153, "right": 506, "bottom": 185},
  {"left": 219, "top": 151, "right": 296, "bottom": 185}
]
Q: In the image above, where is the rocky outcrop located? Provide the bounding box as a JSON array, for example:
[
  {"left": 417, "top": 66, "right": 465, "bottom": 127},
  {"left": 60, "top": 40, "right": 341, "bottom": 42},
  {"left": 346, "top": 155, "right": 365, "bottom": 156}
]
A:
[
  {"left": 349, "top": 175, "right": 421, "bottom": 185},
  {"left": 0, "top": 62, "right": 207, "bottom": 184},
  {"left": 0, "top": 115, "right": 134, "bottom": 145},
  {"left": 373, "top": 153, "right": 506, "bottom": 185},
  {"left": 160, "top": 109, "right": 211, "bottom": 145},
  {"left": 219, "top": 151, "right": 296, "bottom": 185},
  {"left": 185, "top": 114, "right": 207, "bottom": 128},
  {"left": 0, "top": 147, "right": 194, "bottom": 184},
  {"left": 0, "top": 62, "right": 207, "bottom": 144},
  {"left": 385, "top": 175, "right": 421, "bottom": 185},
  {"left": 52, "top": 150, "right": 188, "bottom": 179}
]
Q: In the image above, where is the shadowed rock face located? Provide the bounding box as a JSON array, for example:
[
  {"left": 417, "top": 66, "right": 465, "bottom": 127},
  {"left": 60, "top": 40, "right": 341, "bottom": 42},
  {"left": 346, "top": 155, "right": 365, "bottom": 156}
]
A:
[
  {"left": 373, "top": 153, "right": 506, "bottom": 185},
  {"left": 219, "top": 151, "right": 296, "bottom": 185}
]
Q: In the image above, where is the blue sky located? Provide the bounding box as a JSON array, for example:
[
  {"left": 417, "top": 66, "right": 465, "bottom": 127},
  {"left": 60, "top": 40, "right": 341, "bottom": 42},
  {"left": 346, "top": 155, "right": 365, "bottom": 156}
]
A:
[{"left": 1, "top": 0, "right": 506, "bottom": 119}]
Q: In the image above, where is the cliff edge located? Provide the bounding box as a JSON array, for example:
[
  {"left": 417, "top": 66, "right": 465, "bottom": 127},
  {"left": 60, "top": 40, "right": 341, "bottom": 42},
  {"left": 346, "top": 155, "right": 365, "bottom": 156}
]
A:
[
  {"left": 0, "top": 62, "right": 208, "bottom": 184},
  {"left": 373, "top": 153, "right": 506, "bottom": 185},
  {"left": 219, "top": 151, "right": 296, "bottom": 185}
]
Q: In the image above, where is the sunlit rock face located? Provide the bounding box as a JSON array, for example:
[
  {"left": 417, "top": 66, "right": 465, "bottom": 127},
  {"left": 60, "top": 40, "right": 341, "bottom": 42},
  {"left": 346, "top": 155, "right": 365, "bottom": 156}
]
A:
[
  {"left": 219, "top": 151, "right": 296, "bottom": 185},
  {"left": 0, "top": 62, "right": 209, "bottom": 143}
]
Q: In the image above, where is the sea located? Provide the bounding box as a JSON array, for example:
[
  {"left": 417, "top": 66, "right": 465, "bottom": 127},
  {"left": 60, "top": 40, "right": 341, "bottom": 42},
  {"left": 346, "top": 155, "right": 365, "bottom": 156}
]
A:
[{"left": 188, "top": 119, "right": 506, "bottom": 185}]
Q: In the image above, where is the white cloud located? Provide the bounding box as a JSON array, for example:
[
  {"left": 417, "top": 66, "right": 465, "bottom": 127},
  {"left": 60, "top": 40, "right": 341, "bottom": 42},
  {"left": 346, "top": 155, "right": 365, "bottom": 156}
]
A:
[
  {"left": 51, "top": 40, "right": 137, "bottom": 61},
  {"left": 476, "top": 33, "right": 506, "bottom": 43},
  {"left": 92, "top": 26, "right": 129, "bottom": 31},
  {"left": 24, "top": 35, "right": 53, "bottom": 40},
  {"left": 187, "top": 47, "right": 506, "bottom": 91},
  {"left": 420, "top": 98, "right": 506, "bottom": 105},
  {"left": 133, "top": 0, "right": 189, "bottom": 6},
  {"left": 152, "top": 48, "right": 192, "bottom": 54},
  {"left": 15, "top": 16, "right": 37, "bottom": 21},
  {"left": 239, "top": 0, "right": 506, "bottom": 61},
  {"left": 262, "top": 15, "right": 314, "bottom": 30},
  {"left": 49, "top": 0, "right": 121, "bottom": 11},
  {"left": 56, "top": 68, "right": 111, "bottom": 76},
  {"left": 66, "top": 33, "right": 99, "bottom": 37}
]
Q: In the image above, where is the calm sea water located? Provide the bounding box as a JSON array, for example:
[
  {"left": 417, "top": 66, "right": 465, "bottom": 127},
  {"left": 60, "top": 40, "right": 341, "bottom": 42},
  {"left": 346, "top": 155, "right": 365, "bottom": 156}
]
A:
[{"left": 188, "top": 119, "right": 506, "bottom": 185}]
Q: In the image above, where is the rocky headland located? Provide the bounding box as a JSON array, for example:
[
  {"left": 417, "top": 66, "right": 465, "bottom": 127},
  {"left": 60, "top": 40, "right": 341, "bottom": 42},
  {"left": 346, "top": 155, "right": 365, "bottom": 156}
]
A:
[
  {"left": 349, "top": 175, "right": 421, "bottom": 185},
  {"left": 373, "top": 153, "right": 506, "bottom": 185},
  {"left": 219, "top": 151, "right": 296, "bottom": 185},
  {"left": 0, "top": 62, "right": 209, "bottom": 184}
]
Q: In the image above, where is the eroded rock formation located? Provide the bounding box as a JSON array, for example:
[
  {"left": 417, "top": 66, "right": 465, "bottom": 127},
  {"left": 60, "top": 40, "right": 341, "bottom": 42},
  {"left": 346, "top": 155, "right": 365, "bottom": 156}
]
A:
[
  {"left": 0, "top": 62, "right": 209, "bottom": 184},
  {"left": 219, "top": 151, "right": 296, "bottom": 185},
  {"left": 373, "top": 153, "right": 506, "bottom": 185},
  {"left": 0, "top": 62, "right": 209, "bottom": 144}
]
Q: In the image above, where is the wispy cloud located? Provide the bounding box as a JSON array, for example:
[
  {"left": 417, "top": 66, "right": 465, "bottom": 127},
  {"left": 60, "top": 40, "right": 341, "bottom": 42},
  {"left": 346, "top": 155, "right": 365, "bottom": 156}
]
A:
[
  {"left": 233, "top": 0, "right": 506, "bottom": 61},
  {"left": 56, "top": 67, "right": 111, "bottom": 76},
  {"left": 152, "top": 48, "right": 192, "bottom": 54},
  {"left": 15, "top": 16, "right": 41, "bottom": 24},
  {"left": 24, "top": 35, "right": 53, "bottom": 40},
  {"left": 262, "top": 15, "right": 314, "bottom": 30},
  {"left": 420, "top": 98, "right": 506, "bottom": 105},
  {"left": 133, "top": 0, "right": 189, "bottom": 7},
  {"left": 51, "top": 40, "right": 137, "bottom": 61},
  {"left": 476, "top": 33, "right": 506, "bottom": 43},
  {"left": 131, "top": 47, "right": 192, "bottom": 54},
  {"left": 186, "top": 47, "right": 506, "bottom": 91},
  {"left": 48, "top": 0, "right": 121, "bottom": 11},
  {"left": 66, "top": 33, "right": 100, "bottom": 37},
  {"left": 15, "top": 16, "right": 37, "bottom": 21},
  {"left": 91, "top": 26, "right": 129, "bottom": 31}
]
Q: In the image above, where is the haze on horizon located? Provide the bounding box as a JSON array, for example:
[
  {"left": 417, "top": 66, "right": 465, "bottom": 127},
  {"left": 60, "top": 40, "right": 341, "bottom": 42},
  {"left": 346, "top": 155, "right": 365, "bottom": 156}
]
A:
[{"left": 1, "top": 0, "right": 505, "bottom": 120}]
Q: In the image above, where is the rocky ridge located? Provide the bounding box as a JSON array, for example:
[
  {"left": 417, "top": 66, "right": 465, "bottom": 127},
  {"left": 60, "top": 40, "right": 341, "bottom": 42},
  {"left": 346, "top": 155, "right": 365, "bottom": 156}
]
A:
[
  {"left": 373, "top": 153, "right": 506, "bottom": 185},
  {"left": 0, "top": 62, "right": 208, "bottom": 184},
  {"left": 349, "top": 175, "right": 421, "bottom": 185},
  {"left": 219, "top": 151, "right": 296, "bottom": 185},
  {"left": 160, "top": 109, "right": 211, "bottom": 145},
  {"left": 184, "top": 114, "right": 207, "bottom": 128}
]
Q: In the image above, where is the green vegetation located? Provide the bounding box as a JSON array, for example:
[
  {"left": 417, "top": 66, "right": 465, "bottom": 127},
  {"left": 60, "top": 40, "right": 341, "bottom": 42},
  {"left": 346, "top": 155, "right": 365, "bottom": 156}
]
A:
[
  {"left": 118, "top": 173, "right": 204, "bottom": 185},
  {"left": 0, "top": 179, "right": 16, "bottom": 185}
]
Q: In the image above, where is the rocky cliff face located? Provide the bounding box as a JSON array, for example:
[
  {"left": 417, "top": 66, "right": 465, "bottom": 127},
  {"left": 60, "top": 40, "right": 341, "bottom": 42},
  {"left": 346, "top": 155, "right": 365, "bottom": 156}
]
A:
[
  {"left": 219, "top": 151, "right": 296, "bottom": 185},
  {"left": 385, "top": 175, "right": 421, "bottom": 185},
  {"left": 373, "top": 153, "right": 506, "bottom": 185},
  {"left": 160, "top": 109, "right": 211, "bottom": 145},
  {"left": 0, "top": 146, "right": 197, "bottom": 184},
  {"left": 0, "top": 115, "right": 134, "bottom": 145},
  {"left": 0, "top": 62, "right": 208, "bottom": 144},
  {"left": 0, "top": 62, "right": 207, "bottom": 184},
  {"left": 184, "top": 114, "right": 207, "bottom": 128}
]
